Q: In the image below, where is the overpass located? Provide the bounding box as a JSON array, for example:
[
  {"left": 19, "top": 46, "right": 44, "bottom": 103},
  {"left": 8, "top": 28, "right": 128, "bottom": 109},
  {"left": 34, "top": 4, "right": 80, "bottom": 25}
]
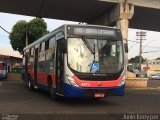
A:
[{"left": 0, "top": 0, "right": 160, "bottom": 42}]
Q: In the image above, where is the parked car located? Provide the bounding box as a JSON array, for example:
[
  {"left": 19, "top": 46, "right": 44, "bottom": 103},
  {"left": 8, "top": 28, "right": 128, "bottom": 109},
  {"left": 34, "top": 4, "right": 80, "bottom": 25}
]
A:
[{"left": 149, "top": 74, "right": 160, "bottom": 80}]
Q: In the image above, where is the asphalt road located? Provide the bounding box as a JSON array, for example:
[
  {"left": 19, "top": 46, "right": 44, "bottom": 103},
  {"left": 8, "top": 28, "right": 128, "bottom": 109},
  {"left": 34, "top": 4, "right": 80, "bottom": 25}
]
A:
[{"left": 0, "top": 80, "right": 160, "bottom": 120}]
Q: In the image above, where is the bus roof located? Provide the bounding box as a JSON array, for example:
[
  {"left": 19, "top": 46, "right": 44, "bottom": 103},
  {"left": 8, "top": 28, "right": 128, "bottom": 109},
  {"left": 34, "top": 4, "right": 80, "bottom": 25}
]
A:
[{"left": 23, "top": 24, "right": 120, "bottom": 51}]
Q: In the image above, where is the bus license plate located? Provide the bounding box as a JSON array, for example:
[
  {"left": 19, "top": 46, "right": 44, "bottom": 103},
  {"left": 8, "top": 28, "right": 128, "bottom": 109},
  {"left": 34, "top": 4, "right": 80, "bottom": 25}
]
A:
[{"left": 95, "top": 93, "right": 105, "bottom": 98}]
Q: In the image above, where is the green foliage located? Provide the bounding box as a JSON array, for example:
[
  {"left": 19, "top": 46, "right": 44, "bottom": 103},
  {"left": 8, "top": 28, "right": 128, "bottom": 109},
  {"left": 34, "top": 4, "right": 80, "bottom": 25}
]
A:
[
  {"left": 10, "top": 20, "right": 27, "bottom": 52},
  {"left": 27, "top": 18, "right": 48, "bottom": 43},
  {"left": 128, "top": 56, "right": 146, "bottom": 63},
  {"left": 9, "top": 18, "right": 48, "bottom": 53}
]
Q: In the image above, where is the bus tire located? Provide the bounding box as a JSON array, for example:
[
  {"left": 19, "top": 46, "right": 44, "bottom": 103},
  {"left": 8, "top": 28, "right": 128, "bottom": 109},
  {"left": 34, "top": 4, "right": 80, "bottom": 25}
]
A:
[
  {"left": 28, "top": 76, "right": 34, "bottom": 91},
  {"left": 48, "top": 80, "right": 60, "bottom": 101}
]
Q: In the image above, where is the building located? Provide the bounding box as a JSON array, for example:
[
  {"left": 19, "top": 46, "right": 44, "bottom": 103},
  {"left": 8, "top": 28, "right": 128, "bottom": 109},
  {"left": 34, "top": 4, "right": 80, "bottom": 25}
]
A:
[
  {"left": 0, "top": 48, "right": 22, "bottom": 73},
  {"left": 142, "top": 60, "right": 160, "bottom": 76}
]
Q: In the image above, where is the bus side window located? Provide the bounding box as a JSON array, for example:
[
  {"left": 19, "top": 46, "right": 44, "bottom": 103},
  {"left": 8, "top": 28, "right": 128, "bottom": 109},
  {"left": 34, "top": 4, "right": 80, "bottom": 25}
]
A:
[
  {"left": 39, "top": 43, "right": 42, "bottom": 52},
  {"left": 49, "top": 37, "right": 55, "bottom": 49},
  {"left": 30, "top": 47, "right": 34, "bottom": 63},
  {"left": 39, "top": 42, "right": 45, "bottom": 62},
  {"left": 25, "top": 52, "right": 29, "bottom": 68},
  {"left": 28, "top": 49, "right": 31, "bottom": 62},
  {"left": 31, "top": 47, "right": 34, "bottom": 55},
  {"left": 45, "top": 40, "right": 49, "bottom": 50},
  {"left": 41, "top": 42, "right": 45, "bottom": 52},
  {"left": 46, "top": 37, "right": 55, "bottom": 60}
]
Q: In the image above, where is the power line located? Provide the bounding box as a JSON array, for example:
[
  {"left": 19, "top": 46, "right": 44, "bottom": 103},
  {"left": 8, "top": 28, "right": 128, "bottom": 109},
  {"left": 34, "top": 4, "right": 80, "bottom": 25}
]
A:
[
  {"left": 129, "top": 40, "right": 159, "bottom": 52},
  {"left": 142, "top": 40, "right": 157, "bottom": 50},
  {"left": 0, "top": 25, "right": 10, "bottom": 34},
  {"left": 145, "top": 46, "right": 160, "bottom": 48},
  {"left": 143, "top": 51, "right": 160, "bottom": 53},
  {"left": 129, "top": 43, "right": 139, "bottom": 51},
  {"left": 128, "top": 40, "right": 139, "bottom": 43},
  {"left": 128, "top": 39, "right": 139, "bottom": 51}
]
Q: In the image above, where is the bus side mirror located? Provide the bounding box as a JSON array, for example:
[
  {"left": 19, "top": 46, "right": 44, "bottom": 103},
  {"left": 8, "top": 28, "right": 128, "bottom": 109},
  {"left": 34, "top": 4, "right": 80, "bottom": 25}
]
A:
[{"left": 124, "top": 43, "right": 128, "bottom": 53}]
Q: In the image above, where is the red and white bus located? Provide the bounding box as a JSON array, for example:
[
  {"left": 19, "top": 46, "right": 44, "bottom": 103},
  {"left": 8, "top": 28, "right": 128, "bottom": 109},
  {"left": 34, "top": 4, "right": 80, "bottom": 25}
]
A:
[{"left": 22, "top": 24, "right": 126, "bottom": 100}]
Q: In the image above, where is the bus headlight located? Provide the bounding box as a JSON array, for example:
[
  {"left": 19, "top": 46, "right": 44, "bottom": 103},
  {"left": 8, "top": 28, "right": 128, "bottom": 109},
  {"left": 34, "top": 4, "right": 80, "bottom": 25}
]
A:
[
  {"left": 66, "top": 75, "right": 79, "bottom": 87},
  {"left": 118, "top": 75, "right": 125, "bottom": 86}
]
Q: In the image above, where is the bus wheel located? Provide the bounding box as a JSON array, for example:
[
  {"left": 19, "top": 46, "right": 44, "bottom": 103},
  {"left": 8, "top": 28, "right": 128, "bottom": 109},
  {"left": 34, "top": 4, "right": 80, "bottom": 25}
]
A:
[
  {"left": 28, "top": 78, "right": 34, "bottom": 91},
  {"left": 48, "top": 81, "right": 60, "bottom": 101}
]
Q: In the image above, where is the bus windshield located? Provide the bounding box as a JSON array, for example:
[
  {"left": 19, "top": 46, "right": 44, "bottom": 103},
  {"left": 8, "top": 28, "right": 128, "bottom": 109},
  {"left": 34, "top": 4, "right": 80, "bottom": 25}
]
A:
[{"left": 67, "top": 38, "right": 124, "bottom": 74}]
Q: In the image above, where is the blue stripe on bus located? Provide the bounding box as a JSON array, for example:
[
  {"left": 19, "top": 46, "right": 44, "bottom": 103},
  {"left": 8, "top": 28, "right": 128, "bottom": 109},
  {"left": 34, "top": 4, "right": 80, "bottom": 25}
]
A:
[
  {"left": 63, "top": 83, "right": 125, "bottom": 97},
  {"left": 63, "top": 83, "right": 84, "bottom": 97},
  {"left": 110, "top": 84, "right": 125, "bottom": 96}
]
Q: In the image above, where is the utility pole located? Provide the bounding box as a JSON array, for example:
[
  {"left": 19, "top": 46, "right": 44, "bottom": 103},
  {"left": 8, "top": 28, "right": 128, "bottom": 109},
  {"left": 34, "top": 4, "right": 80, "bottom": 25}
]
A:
[{"left": 136, "top": 31, "right": 146, "bottom": 77}]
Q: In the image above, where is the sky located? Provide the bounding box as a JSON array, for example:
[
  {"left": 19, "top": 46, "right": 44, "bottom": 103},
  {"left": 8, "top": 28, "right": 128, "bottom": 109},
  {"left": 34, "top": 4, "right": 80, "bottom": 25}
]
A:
[{"left": 0, "top": 12, "right": 160, "bottom": 60}]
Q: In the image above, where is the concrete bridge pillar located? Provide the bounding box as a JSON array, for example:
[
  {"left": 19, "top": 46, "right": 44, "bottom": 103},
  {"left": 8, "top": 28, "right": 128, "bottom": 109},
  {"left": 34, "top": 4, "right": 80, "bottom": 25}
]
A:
[
  {"left": 90, "top": 3, "right": 134, "bottom": 42},
  {"left": 116, "top": 3, "right": 134, "bottom": 45},
  {"left": 116, "top": 3, "right": 134, "bottom": 77}
]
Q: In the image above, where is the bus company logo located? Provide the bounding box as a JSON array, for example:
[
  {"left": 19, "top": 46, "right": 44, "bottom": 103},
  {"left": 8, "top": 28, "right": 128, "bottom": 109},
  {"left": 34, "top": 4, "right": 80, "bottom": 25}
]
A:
[{"left": 98, "top": 82, "right": 102, "bottom": 86}]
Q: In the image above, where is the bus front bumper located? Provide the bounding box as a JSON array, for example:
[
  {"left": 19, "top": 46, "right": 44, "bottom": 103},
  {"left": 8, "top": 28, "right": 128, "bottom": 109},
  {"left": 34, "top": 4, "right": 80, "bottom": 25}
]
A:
[{"left": 63, "top": 83, "right": 125, "bottom": 98}]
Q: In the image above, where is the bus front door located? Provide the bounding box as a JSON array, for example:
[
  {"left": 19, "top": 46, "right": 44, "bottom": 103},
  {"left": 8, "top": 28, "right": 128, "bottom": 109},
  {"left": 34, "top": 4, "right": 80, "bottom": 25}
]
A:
[{"left": 56, "top": 39, "right": 64, "bottom": 94}]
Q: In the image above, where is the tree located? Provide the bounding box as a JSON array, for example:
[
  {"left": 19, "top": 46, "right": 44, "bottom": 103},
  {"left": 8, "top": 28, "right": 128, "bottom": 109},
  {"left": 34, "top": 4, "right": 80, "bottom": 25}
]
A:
[
  {"left": 27, "top": 18, "right": 48, "bottom": 44},
  {"left": 128, "top": 56, "right": 146, "bottom": 63},
  {"left": 10, "top": 20, "right": 27, "bottom": 53},
  {"left": 9, "top": 18, "right": 48, "bottom": 53}
]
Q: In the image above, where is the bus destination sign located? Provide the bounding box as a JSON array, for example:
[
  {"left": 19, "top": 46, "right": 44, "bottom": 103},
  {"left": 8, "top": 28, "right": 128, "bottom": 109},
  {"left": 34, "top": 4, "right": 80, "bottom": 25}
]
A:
[{"left": 67, "top": 26, "right": 116, "bottom": 36}]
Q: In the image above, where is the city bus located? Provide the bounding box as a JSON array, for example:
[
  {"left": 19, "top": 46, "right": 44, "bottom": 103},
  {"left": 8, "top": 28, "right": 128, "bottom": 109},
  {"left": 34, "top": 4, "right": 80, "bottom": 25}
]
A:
[
  {"left": 0, "top": 61, "right": 7, "bottom": 79},
  {"left": 22, "top": 24, "right": 126, "bottom": 100}
]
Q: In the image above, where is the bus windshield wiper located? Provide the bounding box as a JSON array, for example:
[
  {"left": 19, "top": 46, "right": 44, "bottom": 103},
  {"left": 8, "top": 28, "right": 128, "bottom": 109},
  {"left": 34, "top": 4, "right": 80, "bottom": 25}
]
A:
[
  {"left": 81, "top": 37, "right": 100, "bottom": 72},
  {"left": 81, "top": 37, "right": 95, "bottom": 54}
]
